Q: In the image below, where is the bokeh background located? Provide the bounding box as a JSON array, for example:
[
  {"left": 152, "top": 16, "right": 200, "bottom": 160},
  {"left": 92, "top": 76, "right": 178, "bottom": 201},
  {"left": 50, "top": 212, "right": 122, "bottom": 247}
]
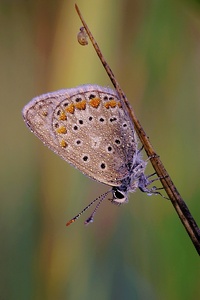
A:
[{"left": 1, "top": 0, "right": 200, "bottom": 299}]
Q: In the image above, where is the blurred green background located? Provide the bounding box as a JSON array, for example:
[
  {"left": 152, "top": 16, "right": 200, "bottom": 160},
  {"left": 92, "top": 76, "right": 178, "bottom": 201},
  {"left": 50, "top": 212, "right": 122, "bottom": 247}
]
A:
[{"left": 1, "top": 0, "right": 200, "bottom": 299}]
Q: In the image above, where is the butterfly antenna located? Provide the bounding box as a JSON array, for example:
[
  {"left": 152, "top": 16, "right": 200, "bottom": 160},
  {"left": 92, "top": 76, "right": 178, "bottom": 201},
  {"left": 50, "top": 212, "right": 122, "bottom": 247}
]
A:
[
  {"left": 84, "top": 192, "right": 109, "bottom": 225},
  {"left": 66, "top": 190, "right": 111, "bottom": 226}
]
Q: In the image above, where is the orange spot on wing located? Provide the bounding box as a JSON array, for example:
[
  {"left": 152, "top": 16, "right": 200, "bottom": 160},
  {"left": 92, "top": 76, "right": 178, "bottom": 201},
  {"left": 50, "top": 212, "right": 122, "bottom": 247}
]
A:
[
  {"left": 59, "top": 111, "right": 67, "bottom": 120},
  {"left": 118, "top": 102, "right": 122, "bottom": 108},
  {"left": 104, "top": 100, "right": 117, "bottom": 109},
  {"left": 42, "top": 111, "right": 48, "bottom": 116},
  {"left": 89, "top": 97, "right": 101, "bottom": 108},
  {"left": 56, "top": 126, "right": 67, "bottom": 134},
  {"left": 65, "top": 103, "right": 75, "bottom": 114},
  {"left": 60, "top": 140, "right": 68, "bottom": 148},
  {"left": 75, "top": 100, "right": 86, "bottom": 110}
]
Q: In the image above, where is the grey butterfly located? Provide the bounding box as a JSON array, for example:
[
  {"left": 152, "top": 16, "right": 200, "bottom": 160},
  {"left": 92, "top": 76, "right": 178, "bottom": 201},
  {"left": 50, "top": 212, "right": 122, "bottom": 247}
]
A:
[{"left": 22, "top": 84, "right": 160, "bottom": 225}]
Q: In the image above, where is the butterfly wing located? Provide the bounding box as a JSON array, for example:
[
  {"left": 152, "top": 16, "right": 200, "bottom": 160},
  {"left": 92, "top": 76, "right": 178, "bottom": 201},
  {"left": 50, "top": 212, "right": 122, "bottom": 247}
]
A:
[{"left": 22, "top": 85, "right": 137, "bottom": 186}]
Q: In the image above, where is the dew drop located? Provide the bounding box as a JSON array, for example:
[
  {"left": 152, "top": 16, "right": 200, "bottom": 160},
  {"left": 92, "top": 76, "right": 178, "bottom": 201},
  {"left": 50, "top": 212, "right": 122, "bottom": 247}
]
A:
[{"left": 77, "top": 27, "right": 88, "bottom": 46}]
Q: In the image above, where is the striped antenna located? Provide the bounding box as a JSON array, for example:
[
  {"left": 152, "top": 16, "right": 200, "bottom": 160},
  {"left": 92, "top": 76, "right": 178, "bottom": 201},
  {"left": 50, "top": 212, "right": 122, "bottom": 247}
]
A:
[{"left": 66, "top": 190, "right": 111, "bottom": 226}]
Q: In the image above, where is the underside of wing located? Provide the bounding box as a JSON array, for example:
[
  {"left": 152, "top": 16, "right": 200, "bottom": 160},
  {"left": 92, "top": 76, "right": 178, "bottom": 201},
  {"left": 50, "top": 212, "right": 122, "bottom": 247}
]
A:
[{"left": 23, "top": 85, "right": 138, "bottom": 186}]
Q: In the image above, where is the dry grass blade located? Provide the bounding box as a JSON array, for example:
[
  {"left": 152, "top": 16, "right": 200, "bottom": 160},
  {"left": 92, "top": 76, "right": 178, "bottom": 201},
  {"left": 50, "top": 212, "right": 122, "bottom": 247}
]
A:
[{"left": 75, "top": 4, "right": 200, "bottom": 255}]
